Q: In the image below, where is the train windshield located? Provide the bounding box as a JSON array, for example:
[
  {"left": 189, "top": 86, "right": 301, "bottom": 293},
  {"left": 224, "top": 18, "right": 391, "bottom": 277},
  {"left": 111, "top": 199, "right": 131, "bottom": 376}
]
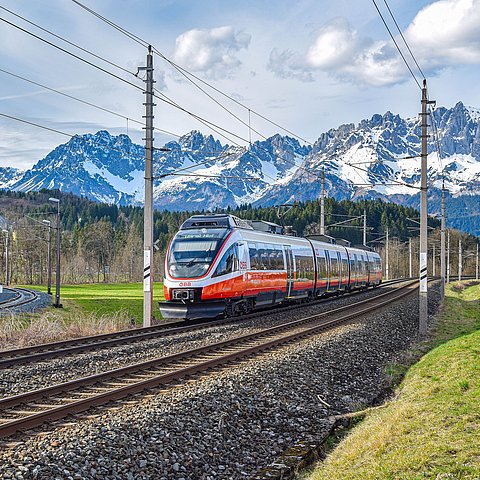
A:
[{"left": 168, "top": 228, "right": 228, "bottom": 278}]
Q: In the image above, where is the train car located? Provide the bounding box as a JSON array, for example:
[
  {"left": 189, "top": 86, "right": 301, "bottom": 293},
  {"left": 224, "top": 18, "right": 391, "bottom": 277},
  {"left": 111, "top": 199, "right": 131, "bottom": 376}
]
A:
[{"left": 160, "top": 214, "right": 382, "bottom": 319}]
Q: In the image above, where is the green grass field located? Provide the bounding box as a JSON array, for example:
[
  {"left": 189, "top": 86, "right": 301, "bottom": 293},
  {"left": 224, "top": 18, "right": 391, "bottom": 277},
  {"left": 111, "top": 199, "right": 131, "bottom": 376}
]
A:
[
  {"left": 24, "top": 283, "right": 165, "bottom": 323},
  {"left": 305, "top": 281, "right": 480, "bottom": 480}
]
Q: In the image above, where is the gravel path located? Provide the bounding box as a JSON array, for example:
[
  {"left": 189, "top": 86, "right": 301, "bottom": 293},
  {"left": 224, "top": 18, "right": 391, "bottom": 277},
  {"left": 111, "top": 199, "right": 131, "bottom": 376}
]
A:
[
  {"left": 0, "top": 283, "right": 406, "bottom": 398},
  {"left": 0, "top": 281, "right": 441, "bottom": 479}
]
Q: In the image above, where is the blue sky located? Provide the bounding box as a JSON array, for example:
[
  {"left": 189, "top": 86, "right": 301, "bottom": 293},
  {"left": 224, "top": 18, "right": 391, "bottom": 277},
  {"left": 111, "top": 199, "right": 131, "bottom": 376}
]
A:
[{"left": 1, "top": 0, "right": 480, "bottom": 169}]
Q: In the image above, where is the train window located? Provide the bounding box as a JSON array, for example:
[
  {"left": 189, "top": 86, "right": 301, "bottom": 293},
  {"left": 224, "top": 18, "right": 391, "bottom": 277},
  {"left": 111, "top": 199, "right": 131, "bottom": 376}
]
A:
[
  {"left": 330, "top": 251, "right": 338, "bottom": 278},
  {"left": 267, "top": 244, "right": 278, "bottom": 270},
  {"left": 168, "top": 229, "right": 226, "bottom": 278},
  {"left": 296, "top": 254, "right": 314, "bottom": 281},
  {"left": 257, "top": 243, "right": 269, "bottom": 270},
  {"left": 248, "top": 243, "right": 260, "bottom": 270},
  {"left": 266, "top": 244, "right": 281, "bottom": 270},
  {"left": 342, "top": 255, "right": 349, "bottom": 276},
  {"left": 213, "top": 244, "right": 239, "bottom": 277},
  {"left": 317, "top": 253, "right": 328, "bottom": 279},
  {"left": 274, "top": 246, "right": 285, "bottom": 270}
]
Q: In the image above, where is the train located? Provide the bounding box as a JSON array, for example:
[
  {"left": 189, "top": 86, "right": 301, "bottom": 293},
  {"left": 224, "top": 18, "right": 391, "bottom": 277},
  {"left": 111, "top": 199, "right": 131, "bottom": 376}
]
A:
[{"left": 159, "top": 214, "right": 382, "bottom": 319}]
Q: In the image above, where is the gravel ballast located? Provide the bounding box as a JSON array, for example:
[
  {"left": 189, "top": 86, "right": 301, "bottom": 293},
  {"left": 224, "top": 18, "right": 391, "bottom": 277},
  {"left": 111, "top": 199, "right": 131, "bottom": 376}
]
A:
[
  {"left": 0, "top": 282, "right": 441, "bottom": 479},
  {"left": 0, "top": 288, "right": 51, "bottom": 317},
  {"left": 0, "top": 283, "right": 407, "bottom": 398}
]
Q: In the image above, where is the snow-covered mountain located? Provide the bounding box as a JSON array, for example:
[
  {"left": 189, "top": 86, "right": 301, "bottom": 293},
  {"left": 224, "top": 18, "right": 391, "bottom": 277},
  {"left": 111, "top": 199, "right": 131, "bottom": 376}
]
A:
[
  {"left": 255, "top": 102, "right": 480, "bottom": 206},
  {"left": 2, "top": 101, "right": 480, "bottom": 233},
  {"left": 0, "top": 167, "right": 23, "bottom": 189}
]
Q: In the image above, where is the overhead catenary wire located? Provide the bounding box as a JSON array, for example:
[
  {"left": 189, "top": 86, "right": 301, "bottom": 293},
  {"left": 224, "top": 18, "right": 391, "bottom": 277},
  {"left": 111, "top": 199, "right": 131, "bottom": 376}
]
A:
[
  {"left": 0, "top": 5, "right": 137, "bottom": 79},
  {"left": 0, "top": 10, "right": 259, "bottom": 180},
  {"left": 0, "top": 16, "right": 144, "bottom": 94},
  {"left": 0, "top": 111, "right": 266, "bottom": 184},
  {"left": 370, "top": 0, "right": 422, "bottom": 90},
  {"left": 70, "top": 0, "right": 313, "bottom": 145},
  {"left": 4, "top": 3, "right": 420, "bottom": 196},
  {"left": 0, "top": 67, "right": 179, "bottom": 139},
  {"left": 382, "top": 0, "right": 426, "bottom": 80},
  {"left": 5, "top": 2, "right": 415, "bottom": 194}
]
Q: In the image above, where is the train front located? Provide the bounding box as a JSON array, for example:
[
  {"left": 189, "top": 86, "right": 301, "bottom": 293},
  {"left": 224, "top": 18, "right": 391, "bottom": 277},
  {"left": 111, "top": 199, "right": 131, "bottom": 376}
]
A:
[{"left": 159, "top": 218, "right": 232, "bottom": 320}]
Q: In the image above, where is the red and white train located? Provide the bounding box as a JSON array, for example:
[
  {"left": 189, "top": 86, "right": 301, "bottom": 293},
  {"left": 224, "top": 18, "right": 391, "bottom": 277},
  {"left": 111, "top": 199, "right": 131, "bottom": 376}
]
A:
[{"left": 160, "top": 214, "right": 382, "bottom": 319}]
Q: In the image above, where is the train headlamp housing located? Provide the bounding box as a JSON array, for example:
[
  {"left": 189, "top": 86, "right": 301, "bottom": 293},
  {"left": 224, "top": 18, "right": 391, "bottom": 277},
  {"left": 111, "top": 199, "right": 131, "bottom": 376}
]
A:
[{"left": 172, "top": 289, "right": 196, "bottom": 302}]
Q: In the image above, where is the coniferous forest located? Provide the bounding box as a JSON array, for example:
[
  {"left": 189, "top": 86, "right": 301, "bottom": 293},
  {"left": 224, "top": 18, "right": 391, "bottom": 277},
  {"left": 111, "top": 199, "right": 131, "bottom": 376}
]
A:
[{"left": 1, "top": 188, "right": 477, "bottom": 285}]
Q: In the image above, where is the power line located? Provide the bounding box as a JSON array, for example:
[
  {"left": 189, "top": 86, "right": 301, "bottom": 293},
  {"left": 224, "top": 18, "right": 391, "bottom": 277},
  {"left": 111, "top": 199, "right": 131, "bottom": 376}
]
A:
[
  {"left": 0, "top": 67, "right": 179, "bottom": 139},
  {"left": 382, "top": 0, "right": 426, "bottom": 80},
  {"left": 0, "top": 16, "right": 144, "bottom": 93},
  {"left": 370, "top": 0, "right": 422, "bottom": 90},
  {"left": 0, "top": 5, "right": 137, "bottom": 78},
  {"left": 66, "top": 1, "right": 407, "bottom": 194},
  {"left": 0, "top": 112, "right": 73, "bottom": 138},
  {"left": 71, "top": 0, "right": 148, "bottom": 48},
  {"left": 70, "top": 0, "right": 313, "bottom": 145},
  {"left": 0, "top": 111, "right": 264, "bottom": 184},
  {"left": 342, "top": 159, "right": 419, "bottom": 190}
]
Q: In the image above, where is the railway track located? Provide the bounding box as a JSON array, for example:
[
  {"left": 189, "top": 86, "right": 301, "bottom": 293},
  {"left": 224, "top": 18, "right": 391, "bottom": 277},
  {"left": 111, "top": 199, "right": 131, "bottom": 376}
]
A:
[
  {"left": 0, "top": 279, "right": 418, "bottom": 439},
  {"left": 0, "top": 288, "right": 39, "bottom": 312},
  {"left": 0, "top": 278, "right": 408, "bottom": 368}
]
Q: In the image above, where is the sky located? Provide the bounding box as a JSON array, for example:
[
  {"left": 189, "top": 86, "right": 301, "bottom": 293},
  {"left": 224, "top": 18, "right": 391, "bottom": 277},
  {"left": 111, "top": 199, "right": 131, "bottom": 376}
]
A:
[{"left": 1, "top": 0, "right": 480, "bottom": 169}]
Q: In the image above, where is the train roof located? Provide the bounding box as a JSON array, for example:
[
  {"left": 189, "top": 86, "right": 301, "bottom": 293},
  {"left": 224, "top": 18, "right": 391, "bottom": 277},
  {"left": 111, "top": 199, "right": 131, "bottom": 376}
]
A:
[{"left": 180, "top": 214, "right": 253, "bottom": 231}]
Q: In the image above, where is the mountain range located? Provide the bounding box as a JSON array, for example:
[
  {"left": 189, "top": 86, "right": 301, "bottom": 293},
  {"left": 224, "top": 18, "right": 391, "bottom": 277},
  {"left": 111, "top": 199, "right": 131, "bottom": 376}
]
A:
[{"left": 1, "top": 101, "right": 479, "bottom": 235}]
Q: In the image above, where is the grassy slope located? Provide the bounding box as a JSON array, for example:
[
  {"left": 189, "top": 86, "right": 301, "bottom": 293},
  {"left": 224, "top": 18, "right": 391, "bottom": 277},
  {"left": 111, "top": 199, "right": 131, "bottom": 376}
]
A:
[
  {"left": 24, "top": 283, "right": 165, "bottom": 322},
  {"left": 307, "top": 282, "right": 480, "bottom": 480}
]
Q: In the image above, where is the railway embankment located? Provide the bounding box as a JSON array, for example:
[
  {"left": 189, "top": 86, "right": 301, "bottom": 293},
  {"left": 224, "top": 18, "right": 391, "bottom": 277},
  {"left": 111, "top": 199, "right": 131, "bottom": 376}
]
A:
[
  {"left": 299, "top": 280, "right": 480, "bottom": 480},
  {"left": 0, "top": 280, "right": 442, "bottom": 479}
]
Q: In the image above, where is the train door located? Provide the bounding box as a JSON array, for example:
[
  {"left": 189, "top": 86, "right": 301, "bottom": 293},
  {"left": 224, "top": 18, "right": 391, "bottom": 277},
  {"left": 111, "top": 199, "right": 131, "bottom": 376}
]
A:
[
  {"left": 325, "top": 250, "right": 331, "bottom": 291},
  {"left": 316, "top": 249, "right": 328, "bottom": 295},
  {"left": 284, "top": 245, "right": 294, "bottom": 297},
  {"left": 337, "top": 251, "right": 343, "bottom": 289},
  {"left": 360, "top": 254, "right": 366, "bottom": 286},
  {"left": 365, "top": 252, "right": 372, "bottom": 285},
  {"left": 353, "top": 253, "right": 358, "bottom": 287}
]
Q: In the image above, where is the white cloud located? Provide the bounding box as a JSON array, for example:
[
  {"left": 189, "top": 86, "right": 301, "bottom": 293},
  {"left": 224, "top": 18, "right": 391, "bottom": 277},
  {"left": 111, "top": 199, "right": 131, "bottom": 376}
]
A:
[
  {"left": 270, "top": 0, "right": 480, "bottom": 86},
  {"left": 405, "top": 0, "right": 480, "bottom": 64},
  {"left": 306, "top": 18, "right": 363, "bottom": 70},
  {"left": 173, "top": 26, "right": 251, "bottom": 79}
]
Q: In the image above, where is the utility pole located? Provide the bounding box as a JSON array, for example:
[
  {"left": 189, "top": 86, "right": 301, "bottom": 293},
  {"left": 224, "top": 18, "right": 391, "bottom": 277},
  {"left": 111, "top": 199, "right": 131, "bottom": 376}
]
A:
[
  {"left": 2, "top": 229, "right": 9, "bottom": 286},
  {"left": 320, "top": 166, "right": 325, "bottom": 235},
  {"left": 43, "top": 220, "right": 52, "bottom": 295},
  {"left": 140, "top": 46, "right": 155, "bottom": 327},
  {"left": 385, "top": 226, "right": 389, "bottom": 281},
  {"left": 363, "top": 208, "right": 367, "bottom": 246},
  {"left": 49, "top": 197, "right": 61, "bottom": 307},
  {"left": 419, "top": 79, "right": 433, "bottom": 335},
  {"left": 440, "top": 183, "right": 446, "bottom": 298},
  {"left": 432, "top": 243, "right": 436, "bottom": 277},
  {"left": 458, "top": 238, "right": 462, "bottom": 281},
  {"left": 476, "top": 243, "right": 479, "bottom": 281},
  {"left": 447, "top": 230, "right": 450, "bottom": 283},
  {"left": 409, "top": 237, "right": 412, "bottom": 278}
]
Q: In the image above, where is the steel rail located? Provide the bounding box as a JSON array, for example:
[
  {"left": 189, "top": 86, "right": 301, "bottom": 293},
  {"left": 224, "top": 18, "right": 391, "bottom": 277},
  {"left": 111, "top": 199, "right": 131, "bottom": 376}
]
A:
[
  {"left": 0, "top": 288, "right": 22, "bottom": 306},
  {"left": 0, "top": 280, "right": 418, "bottom": 438},
  {"left": 0, "top": 288, "right": 38, "bottom": 311},
  {"left": 0, "top": 278, "right": 407, "bottom": 368}
]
